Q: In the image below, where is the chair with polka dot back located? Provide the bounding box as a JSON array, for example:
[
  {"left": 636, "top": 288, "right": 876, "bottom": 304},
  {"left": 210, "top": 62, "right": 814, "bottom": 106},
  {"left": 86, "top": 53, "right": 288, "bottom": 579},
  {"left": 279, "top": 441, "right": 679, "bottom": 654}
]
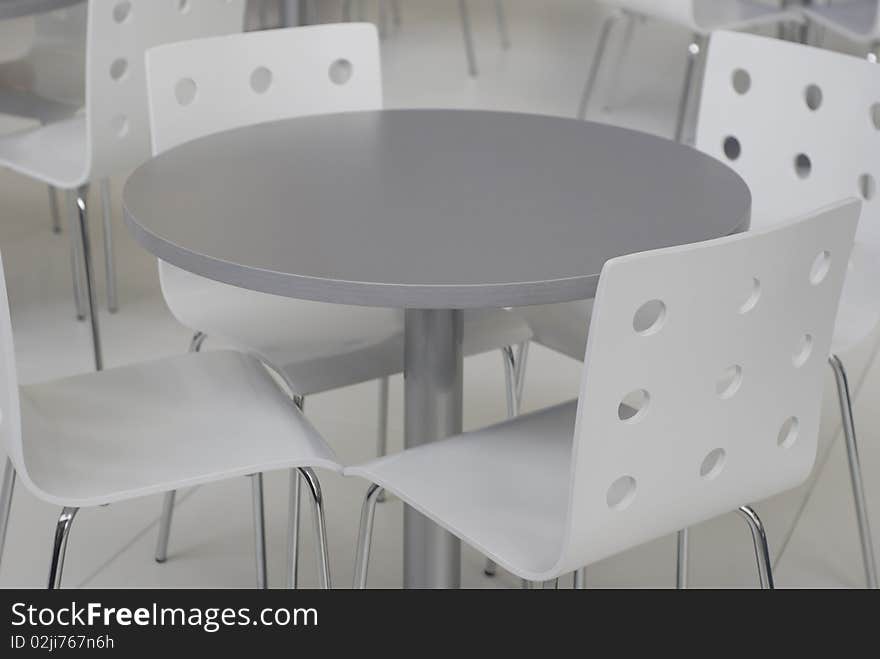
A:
[
  {"left": 0, "top": 0, "right": 245, "bottom": 372},
  {"left": 695, "top": 29, "right": 880, "bottom": 589},
  {"left": 349, "top": 200, "right": 859, "bottom": 589}
]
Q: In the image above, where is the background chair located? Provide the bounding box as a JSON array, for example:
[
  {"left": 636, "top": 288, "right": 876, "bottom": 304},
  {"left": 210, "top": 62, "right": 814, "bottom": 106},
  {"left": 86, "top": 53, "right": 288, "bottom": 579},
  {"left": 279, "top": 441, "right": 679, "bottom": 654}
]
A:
[
  {"left": 144, "top": 23, "right": 531, "bottom": 587},
  {"left": 803, "top": 0, "right": 880, "bottom": 58},
  {"left": 0, "top": 252, "right": 338, "bottom": 589},
  {"left": 577, "top": 0, "right": 801, "bottom": 141},
  {"left": 0, "top": 5, "right": 87, "bottom": 308},
  {"left": 0, "top": 0, "right": 246, "bottom": 372},
  {"left": 350, "top": 200, "right": 859, "bottom": 590}
]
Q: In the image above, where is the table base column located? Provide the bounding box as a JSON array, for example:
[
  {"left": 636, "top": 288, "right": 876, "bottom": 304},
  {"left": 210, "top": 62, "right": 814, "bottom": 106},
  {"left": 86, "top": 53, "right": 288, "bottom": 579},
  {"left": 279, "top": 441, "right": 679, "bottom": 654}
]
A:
[{"left": 403, "top": 308, "right": 463, "bottom": 589}]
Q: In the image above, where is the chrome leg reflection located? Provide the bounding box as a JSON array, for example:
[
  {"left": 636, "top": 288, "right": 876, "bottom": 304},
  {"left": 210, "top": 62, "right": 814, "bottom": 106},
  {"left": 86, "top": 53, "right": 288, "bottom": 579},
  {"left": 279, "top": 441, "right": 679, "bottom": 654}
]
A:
[
  {"left": 353, "top": 483, "right": 384, "bottom": 589},
  {"left": 458, "top": 0, "right": 478, "bottom": 77},
  {"left": 252, "top": 474, "right": 268, "bottom": 589},
  {"left": 829, "top": 354, "right": 878, "bottom": 589},
  {"left": 738, "top": 505, "right": 774, "bottom": 590},
  {"left": 577, "top": 11, "right": 618, "bottom": 120},
  {"left": 48, "top": 507, "right": 78, "bottom": 590},
  {"left": 676, "top": 528, "right": 688, "bottom": 589},
  {"left": 299, "top": 467, "right": 331, "bottom": 589}
]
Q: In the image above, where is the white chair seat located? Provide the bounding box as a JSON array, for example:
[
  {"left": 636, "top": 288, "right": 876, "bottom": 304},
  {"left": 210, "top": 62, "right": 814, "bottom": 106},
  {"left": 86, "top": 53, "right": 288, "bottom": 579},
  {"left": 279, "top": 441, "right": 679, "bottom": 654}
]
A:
[
  {"left": 346, "top": 401, "right": 577, "bottom": 580},
  {"left": 18, "top": 350, "right": 340, "bottom": 509},
  {"left": 804, "top": 0, "right": 877, "bottom": 43},
  {"left": 0, "top": 114, "right": 86, "bottom": 188},
  {"left": 162, "top": 266, "right": 532, "bottom": 396}
]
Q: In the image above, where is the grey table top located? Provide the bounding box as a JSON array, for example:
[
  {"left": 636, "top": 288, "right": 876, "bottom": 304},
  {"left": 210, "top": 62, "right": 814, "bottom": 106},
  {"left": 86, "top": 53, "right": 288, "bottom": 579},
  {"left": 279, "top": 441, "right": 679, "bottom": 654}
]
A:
[
  {"left": 0, "top": 0, "right": 82, "bottom": 19},
  {"left": 123, "top": 109, "right": 751, "bottom": 309}
]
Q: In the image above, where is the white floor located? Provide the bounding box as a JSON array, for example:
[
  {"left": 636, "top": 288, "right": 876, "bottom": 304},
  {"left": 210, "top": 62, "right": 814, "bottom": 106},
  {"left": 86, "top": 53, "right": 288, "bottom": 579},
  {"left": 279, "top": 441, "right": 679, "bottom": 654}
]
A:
[{"left": 1, "top": 0, "right": 878, "bottom": 589}]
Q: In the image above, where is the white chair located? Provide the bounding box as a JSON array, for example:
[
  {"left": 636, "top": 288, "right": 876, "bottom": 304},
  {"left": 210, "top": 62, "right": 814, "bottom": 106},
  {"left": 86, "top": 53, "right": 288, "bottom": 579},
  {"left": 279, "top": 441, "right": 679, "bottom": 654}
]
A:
[
  {"left": 803, "top": 0, "right": 880, "bottom": 57},
  {"left": 522, "top": 31, "right": 880, "bottom": 588},
  {"left": 0, "top": 5, "right": 86, "bottom": 290},
  {"left": 577, "top": 0, "right": 801, "bottom": 141},
  {"left": 349, "top": 200, "right": 859, "bottom": 589},
  {"left": 0, "top": 0, "right": 246, "bottom": 372},
  {"left": 0, "top": 252, "right": 338, "bottom": 589},
  {"left": 144, "top": 24, "right": 531, "bottom": 586},
  {"left": 694, "top": 30, "right": 880, "bottom": 588}
]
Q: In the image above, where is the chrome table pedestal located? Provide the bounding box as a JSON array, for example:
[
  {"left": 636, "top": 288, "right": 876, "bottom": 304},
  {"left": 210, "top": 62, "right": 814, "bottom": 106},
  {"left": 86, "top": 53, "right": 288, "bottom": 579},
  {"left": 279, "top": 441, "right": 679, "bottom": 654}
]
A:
[{"left": 403, "top": 309, "right": 463, "bottom": 589}]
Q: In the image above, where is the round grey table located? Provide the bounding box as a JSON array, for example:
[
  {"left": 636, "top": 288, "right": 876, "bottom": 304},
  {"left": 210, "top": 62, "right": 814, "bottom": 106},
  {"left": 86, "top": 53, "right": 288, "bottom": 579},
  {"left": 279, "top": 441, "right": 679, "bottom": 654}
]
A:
[
  {"left": 123, "top": 109, "right": 751, "bottom": 589},
  {"left": 0, "top": 0, "right": 83, "bottom": 20}
]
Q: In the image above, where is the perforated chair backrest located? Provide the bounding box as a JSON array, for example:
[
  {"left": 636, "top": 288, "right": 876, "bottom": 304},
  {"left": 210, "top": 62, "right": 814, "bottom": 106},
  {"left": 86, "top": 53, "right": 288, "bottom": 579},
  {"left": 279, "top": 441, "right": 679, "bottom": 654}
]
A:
[
  {"left": 145, "top": 23, "right": 382, "bottom": 154},
  {"left": 695, "top": 31, "right": 880, "bottom": 249},
  {"left": 551, "top": 200, "right": 858, "bottom": 573},
  {"left": 144, "top": 24, "right": 383, "bottom": 334},
  {"left": 83, "top": 0, "right": 245, "bottom": 183}
]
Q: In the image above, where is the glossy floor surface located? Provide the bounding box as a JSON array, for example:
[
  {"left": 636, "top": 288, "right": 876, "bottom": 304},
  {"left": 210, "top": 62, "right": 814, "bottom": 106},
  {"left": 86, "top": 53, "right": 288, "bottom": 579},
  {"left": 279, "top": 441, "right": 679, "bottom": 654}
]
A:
[{"left": 0, "top": 0, "right": 878, "bottom": 588}]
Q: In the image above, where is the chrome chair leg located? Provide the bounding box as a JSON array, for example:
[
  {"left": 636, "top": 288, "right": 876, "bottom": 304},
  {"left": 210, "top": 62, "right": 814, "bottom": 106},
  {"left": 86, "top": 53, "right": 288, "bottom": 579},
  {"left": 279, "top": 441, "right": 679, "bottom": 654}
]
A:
[
  {"left": 99, "top": 179, "right": 118, "bottom": 313},
  {"left": 66, "top": 190, "right": 86, "bottom": 321},
  {"left": 353, "top": 483, "right": 383, "bottom": 588},
  {"left": 829, "top": 354, "right": 878, "bottom": 589},
  {"left": 0, "top": 458, "right": 15, "bottom": 570},
  {"left": 514, "top": 340, "right": 529, "bottom": 410},
  {"left": 501, "top": 346, "right": 519, "bottom": 418},
  {"left": 377, "top": 377, "right": 389, "bottom": 458},
  {"left": 576, "top": 11, "right": 618, "bottom": 120},
  {"left": 390, "top": 0, "right": 401, "bottom": 28},
  {"left": 458, "top": 0, "right": 478, "bottom": 77},
  {"left": 674, "top": 34, "right": 704, "bottom": 144},
  {"left": 287, "top": 468, "right": 302, "bottom": 588},
  {"left": 494, "top": 0, "right": 510, "bottom": 49},
  {"left": 573, "top": 568, "right": 586, "bottom": 589},
  {"left": 48, "top": 507, "right": 78, "bottom": 590},
  {"left": 676, "top": 528, "right": 688, "bottom": 589},
  {"left": 376, "top": 378, "right": 389, "bottom": 503},
  {"left": 154, "top": 491, "right": 176, "bottom": 563},
  {"left": 287, "top": 396, "right": 306, "bottom": 588},
  {"left": 602, "top": 11, "right": 637, "bottom": 113},
  {"left": 738, "top": 505, "right": 774, "bottom": 589},
  {"left": 252, "top": 474, "right": 268, "bottom": 589},
  {"left": 189, "top": 331, "right": 207, "bottom": 353},
  {"left": 48, "top": 186, "right": 62, "bottom": 234},
  {"left": 342, "top": 0, "right": 352, "bottom": 21},
  {"left": 299, "top": 467, "right": 331, "bottom": 589},
  {"left": 486, "top": 345, "right": 522, "bottom": 578},
  {"left": 155, "top": 331, "right": 207, "bottom": 563},
  {"left": 378, "top": 0, "right": 389, "bottom": 40},
  {"left": 74, "top": 185, "right": 102, "bottom": 371}
]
